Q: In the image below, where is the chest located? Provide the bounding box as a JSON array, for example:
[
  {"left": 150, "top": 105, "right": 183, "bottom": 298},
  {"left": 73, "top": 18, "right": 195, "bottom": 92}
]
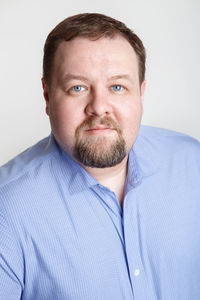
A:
[{"left": 21, "top": 177, "right": 200, "bottom": 300}]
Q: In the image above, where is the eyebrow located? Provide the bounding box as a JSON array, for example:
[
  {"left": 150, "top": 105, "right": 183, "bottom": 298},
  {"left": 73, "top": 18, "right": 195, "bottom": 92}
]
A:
[
  {"left": 63, "top": 74, "right": 89, "bottom": 83},
  {"left": 108, "top": 74, "right": 134, "bottom": 83},
  {"left": 62, "top": 73, "right": 134, "bottom": 84}
]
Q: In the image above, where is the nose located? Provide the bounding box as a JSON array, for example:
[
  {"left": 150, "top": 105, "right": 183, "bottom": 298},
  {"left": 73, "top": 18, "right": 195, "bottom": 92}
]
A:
[{"left": 85, "top": 88, "right": 112, "bottom": 117}]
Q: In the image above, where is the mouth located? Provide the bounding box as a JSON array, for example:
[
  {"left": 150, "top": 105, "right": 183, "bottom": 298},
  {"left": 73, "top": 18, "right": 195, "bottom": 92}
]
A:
[
  {"left": 76, "top": 116, "right": 121, "bottom": 138},
  {"left": 85, "top": 125, "right": 115, "bottom": 135}
]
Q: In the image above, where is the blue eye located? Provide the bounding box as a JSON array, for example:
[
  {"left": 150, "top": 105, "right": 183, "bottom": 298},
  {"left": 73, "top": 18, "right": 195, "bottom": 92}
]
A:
[
  {"left": 72, "top": 85, "right": 84, "bottom": 92},
  {"left": 112, "top": 85, "right": 124, "bottom": 92}
]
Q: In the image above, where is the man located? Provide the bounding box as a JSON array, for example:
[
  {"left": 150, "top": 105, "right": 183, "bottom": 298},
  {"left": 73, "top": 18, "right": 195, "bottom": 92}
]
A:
[{"left": 0, "top": 13, "right": 200, "bottom": 300}]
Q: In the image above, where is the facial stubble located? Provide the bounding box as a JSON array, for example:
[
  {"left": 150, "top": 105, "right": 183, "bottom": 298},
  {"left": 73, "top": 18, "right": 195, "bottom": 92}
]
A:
[{"left": 73, "top": 116, "right": 126, "bottom": 168}]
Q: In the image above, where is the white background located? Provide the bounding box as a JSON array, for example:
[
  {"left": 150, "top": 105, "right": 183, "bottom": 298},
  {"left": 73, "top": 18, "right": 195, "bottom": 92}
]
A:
[{"left": 0, "top": 0, "right": 199, "bottom": 165}]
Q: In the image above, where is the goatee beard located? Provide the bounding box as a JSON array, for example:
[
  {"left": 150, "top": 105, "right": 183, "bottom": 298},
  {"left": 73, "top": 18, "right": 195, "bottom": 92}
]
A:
[{"left": 73, "top": 116, "right": 126, "bottom": 168}]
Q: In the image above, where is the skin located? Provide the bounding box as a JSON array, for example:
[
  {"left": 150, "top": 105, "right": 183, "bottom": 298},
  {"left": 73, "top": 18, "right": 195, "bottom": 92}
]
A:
[{"left": 42, "top": 35, "right": 146, "bottom": 206}]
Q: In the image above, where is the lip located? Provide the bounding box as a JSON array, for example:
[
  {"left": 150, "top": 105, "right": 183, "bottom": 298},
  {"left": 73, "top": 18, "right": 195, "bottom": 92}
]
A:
[
  {"left": 86, "top": 125, "right": 112, "bottom": 131},
  {"left": 85, "top": 126, "right": 114, "bottom": 135}
]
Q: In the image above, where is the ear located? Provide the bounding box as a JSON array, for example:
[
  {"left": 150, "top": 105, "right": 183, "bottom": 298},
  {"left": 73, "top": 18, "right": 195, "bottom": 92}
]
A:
[
  {"left": 41, "top": 78, "right": 50, "bottom": 116},
  {"left": 140, "top": 80, "right": 146, "bottom": 102}
]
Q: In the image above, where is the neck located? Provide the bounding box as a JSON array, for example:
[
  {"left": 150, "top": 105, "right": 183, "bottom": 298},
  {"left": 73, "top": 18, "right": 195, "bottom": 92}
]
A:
[{"left": 83, "top": 156, "right": 128, "bottom": 208}]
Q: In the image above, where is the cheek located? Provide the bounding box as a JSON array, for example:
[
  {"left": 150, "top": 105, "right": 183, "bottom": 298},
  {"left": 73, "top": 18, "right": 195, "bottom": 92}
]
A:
[
  {"left": 119, "top": 101, "right": 143, "bottom": 146},
  {"left": 50, "top": 101, "right": 78, "bottom": 129},
  {"left": 120, "top": 100, "right": 143, "bottom": 127},
  {"left": 49, "top": 103, "right": 81, "bottom": 148}
]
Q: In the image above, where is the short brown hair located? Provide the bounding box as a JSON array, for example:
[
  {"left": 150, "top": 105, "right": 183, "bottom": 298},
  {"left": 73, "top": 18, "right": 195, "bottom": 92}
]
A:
[{"left": 43, "top": 13, "right": 146, "bottom": 85}]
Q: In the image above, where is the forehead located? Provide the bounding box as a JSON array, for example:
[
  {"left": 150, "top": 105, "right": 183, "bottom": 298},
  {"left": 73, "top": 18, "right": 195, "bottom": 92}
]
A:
[{"left": 52, "top": 35, "right": 139, "bottom": 80}]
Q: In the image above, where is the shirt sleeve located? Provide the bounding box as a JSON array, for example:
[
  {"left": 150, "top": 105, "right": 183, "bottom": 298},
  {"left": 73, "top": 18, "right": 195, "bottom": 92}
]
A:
[{"left": 0, "top": 205, "right": 24, "bottom": 300}]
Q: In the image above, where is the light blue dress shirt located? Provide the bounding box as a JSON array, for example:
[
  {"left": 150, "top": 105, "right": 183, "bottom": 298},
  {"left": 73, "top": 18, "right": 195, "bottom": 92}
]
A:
[{"left": 0, "top": 125, "right": 200, "bottom": 300}]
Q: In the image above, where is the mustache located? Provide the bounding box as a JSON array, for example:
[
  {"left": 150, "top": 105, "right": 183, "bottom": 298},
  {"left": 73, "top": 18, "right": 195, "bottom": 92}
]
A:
[{"left": 75, "top": 116, "right": 122, "bottom": 135}]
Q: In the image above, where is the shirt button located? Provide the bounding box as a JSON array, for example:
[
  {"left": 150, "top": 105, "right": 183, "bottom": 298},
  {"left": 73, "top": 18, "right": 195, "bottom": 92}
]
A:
[{"left": 134, "top": 269, "right": 140, "bottom": 277}]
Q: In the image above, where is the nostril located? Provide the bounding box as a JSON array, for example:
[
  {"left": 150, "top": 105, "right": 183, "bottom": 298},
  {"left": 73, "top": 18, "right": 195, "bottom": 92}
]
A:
[{"left": 85, "top": 100, "right": 111, "bottom": 117}]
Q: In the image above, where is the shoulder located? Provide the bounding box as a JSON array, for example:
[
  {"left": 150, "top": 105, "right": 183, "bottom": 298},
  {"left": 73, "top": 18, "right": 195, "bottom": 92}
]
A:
[
  {"left": 133, "top": 125, "right": 200, "bottom": 174},
  {"left": 137, "top": 125, "right": 200, "bottom": 153},
  {"left": 0, "top": 134, "right": 58, "bottom": 189},
  {"left": 0, "top": 134, "right": 63, "bottom": 230}
]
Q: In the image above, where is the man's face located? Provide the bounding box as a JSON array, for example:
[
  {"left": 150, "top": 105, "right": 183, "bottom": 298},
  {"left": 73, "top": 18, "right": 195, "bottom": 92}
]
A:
[{"left": 43, "top": 35, "right": 145, "bottom": 168}]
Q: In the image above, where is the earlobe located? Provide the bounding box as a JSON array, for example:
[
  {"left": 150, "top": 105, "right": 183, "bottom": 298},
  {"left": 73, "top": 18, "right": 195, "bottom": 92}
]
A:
[{"left": 41, "top": 78, "right": 50, "bottom": 116}]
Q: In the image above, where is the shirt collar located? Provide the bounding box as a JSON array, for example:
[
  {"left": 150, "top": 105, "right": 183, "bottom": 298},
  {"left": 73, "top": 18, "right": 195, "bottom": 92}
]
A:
[
  {"left": 53, "top": 127, "right": 159, "bottom": 195},
  {"left": 131, "top": 127, "right": 160, "bottom": 178},
  {"left": 53, "top": 137, "right": 98, "bottom": 194}
]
